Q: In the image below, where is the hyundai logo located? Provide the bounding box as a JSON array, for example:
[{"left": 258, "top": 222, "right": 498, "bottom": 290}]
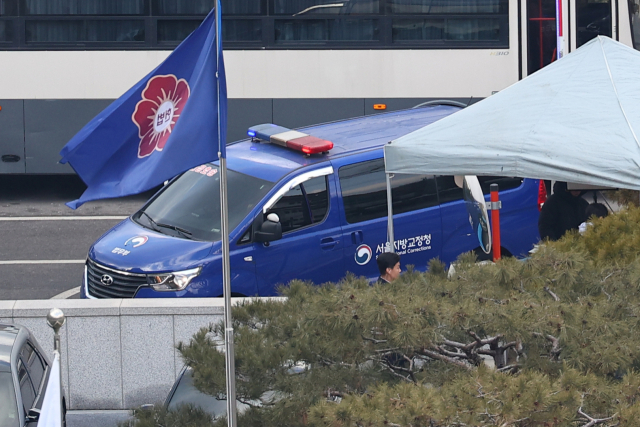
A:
[{"left": 101, "top": 275, "right": 114, "bottom": 286}]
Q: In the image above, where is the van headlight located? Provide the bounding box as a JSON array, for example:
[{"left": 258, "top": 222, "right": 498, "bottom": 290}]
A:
[{"left": 149, "top": 267, "right": 201, "bottom": 291}]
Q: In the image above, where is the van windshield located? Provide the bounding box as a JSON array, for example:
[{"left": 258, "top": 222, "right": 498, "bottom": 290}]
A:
[{"left": 135, "top": 164, "right": 275, "bottom": 241}]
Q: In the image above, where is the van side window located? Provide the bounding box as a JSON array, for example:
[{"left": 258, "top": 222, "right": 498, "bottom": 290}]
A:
[
  {"left": 477, "top": 176, "right": 523, "bottom": 194},
  {"left": 339, "top": 159, "right": 438, "bottom": 224},
  {"left": 267, "top": 176, "right": 328, "bottom": 233},
  {"left": 436, "top": 176, "right": 463, "bottom": 204},
  {"left": 238, "top": 228, "right": 251, "bottom": 244},
  {"left": 18, "top": 360, "right": 36, "bottom": 413},
  {"left": 437, "top": 176, "right": 524, "bottom": 204},
  {"left": 304, "top": 176, "right": 330, "bottom": 222},
  {"left": 23, "top": 343, "right": 46, "bottom": 394}
]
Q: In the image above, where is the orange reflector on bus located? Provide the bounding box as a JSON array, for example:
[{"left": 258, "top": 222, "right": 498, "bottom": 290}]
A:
[{"left": 373, "top": 104, "right": 387, "bottom": 110}]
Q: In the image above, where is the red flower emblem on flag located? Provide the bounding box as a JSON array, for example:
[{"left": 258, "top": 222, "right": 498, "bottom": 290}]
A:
[{"left": 132, "top": 74, "right": 190, "bottom": 158}]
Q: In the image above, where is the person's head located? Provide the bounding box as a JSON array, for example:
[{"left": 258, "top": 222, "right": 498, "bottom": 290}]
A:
[
  {"left": 553, "top": 181, "right": 568, "bottom": 194},
  {"left": 377, "top": 252, "right": 401, "bottom": 282},
  {"left": 553, "top": 181, "right": 581, "bottom": 197},
  {"left": 586, "top": 203, "right": 608, "bottom": 219}
]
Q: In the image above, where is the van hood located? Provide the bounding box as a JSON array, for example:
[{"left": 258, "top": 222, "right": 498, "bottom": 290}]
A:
[{"left": 89, "top": 219, "right": 214, "bottom": 273}]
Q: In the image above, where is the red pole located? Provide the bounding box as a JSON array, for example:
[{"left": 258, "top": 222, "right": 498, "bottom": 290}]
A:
[{"left": 490, "top": 183, "right": 501, "bottom": 261}]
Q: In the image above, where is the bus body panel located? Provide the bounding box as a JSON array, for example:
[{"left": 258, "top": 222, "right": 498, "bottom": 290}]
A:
[{"left": 2, "top": 0, "right": 637, "bottom": 174}]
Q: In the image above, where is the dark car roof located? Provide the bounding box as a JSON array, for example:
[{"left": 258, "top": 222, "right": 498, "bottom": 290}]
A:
[
  {"left": 0, "top": 324, "right": 20, "bottom": 372},
  {"left": 225, "top": 105, "right": 461, "bottom": 182}
]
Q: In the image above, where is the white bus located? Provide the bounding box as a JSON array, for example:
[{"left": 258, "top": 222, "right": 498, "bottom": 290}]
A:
[{"left": 0, "top": 0, "right": 636, "bottom": 173}]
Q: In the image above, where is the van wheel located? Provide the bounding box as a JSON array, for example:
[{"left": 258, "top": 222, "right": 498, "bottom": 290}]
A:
[{"left": 473, "top": 247, "right": 512, "bottom": 261}]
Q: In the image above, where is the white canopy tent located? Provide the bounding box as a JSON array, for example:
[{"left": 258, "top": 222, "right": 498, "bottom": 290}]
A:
[{"left": 384, "top": 36, "right": 640, "bottom": 191}]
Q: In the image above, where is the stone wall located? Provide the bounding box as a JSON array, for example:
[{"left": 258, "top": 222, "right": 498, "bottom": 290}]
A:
[{"left": 0, "top": 298, "right": 280, "bottom": 410}]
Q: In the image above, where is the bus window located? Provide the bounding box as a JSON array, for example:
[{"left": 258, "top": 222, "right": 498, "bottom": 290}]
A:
[
  {"left": 630, "top": 0, "right": 640, "bottom": 50},
  {"left": 527, "top": 0, "right": 557, "bottom": 75},
  {"left": 576, "top": 0, "right": 612, "bottom": 48}
]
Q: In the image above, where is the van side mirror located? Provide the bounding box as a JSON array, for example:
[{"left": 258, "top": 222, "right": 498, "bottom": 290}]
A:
[{"left": 254, "top": 213, "right": 282, "bottom": 244}]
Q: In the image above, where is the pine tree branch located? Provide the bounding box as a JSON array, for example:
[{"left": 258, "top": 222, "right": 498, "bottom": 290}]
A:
[
  {"left": 442, "top": 339, "right": 473, "bottom": 351},
  {"left": 601, "top": 272, "right": 615, "bottom": 283},
  {"left": 374, "top": 347, "right": 400, "bottom": 353},
  {"left": 467, "top": 330, "right": 503, "bottom": 347},
  {"left": 417, "top": 347, "right": 473, "bottom": 370},
  {"left": 481, "top": 341, "right": 517, "bottom": 369},
  {"left": 544, "top": 286, "right": 560, "bottom": 301},
  {"left": 577, "top": 407, "right": 617, "bottom": 426},
  {"left": 478, "top": 409, "right": 499, "bottom": 423},
  {"left": 361, "top": 334, "right": 387, "bottom": 344},
  {"left": 323, "top": 388, "right": 344, "bottom": 398},
  {"left": 435, "top": 345, "right": 471, "bottom": 360},
  {"left": 502, "top": 341, "right": 518, "bottom": 350},
  {"left": 315, "top": 354, "right": 356, "bottom": 367},
  {"left": 509, "top": 417, "right": 530, "bottom": 425},
  {"left": 497, "top": 364, "right": 521, "bottom": 373},
  {"left": 380, "top": 361, "right": 416, "bottom": 383},
  {"left": 442, "top": 339, "right": 466, "bottom": 347},
  {"left": 533, "top": 332, "right": 562, "bottom": 360},
  {"left": 509, "top": 342, "right": 527, "bottom": 363}
]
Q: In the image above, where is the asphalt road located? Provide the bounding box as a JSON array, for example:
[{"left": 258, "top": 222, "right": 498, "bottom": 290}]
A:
[{"left": 0, "top": 175, "right": 157, "bottom": 300}]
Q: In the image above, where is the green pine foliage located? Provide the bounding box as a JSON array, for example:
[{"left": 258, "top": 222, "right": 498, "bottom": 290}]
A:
[
  {"left": 119, "top": 403, "right": 216, "bottom": 427},
  {"left": 130, "top": 207, "right": 640, "bottom": 426}
]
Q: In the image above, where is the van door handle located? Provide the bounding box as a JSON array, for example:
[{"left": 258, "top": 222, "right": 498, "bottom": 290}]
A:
[
  {"left": 320, "top": 237, "right": 339, "bottom": 250},
  {"left": 244, "top": 256, "right": 253, "bottom": 262},
  {"left": 351, "top": 231, "right": 363, "bottom": 245}
]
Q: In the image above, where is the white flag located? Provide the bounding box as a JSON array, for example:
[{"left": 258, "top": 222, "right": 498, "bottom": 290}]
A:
[{"left": 38, "top": 352, "right": 62, "bottom": 427}]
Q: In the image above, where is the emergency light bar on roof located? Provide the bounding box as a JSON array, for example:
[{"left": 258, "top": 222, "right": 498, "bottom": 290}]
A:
[{"left": 248, "top": 123, "right": 333, "bottom": 155}]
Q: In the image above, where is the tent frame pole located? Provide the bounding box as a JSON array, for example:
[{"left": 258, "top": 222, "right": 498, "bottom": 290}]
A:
[{"left": 386, "top": 172, "right": 395, "bottom": 253}]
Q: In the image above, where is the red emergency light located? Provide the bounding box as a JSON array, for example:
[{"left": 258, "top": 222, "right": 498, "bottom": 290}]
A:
[
  {"left": 538, "top": 179, "right": 547, "bottom": 210},
  {"left": 248, "top": 124, "right": 333, "bottom": 155}
]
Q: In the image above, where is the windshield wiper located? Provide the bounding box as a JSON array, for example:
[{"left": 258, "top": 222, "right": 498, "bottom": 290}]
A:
[
  {"left": 140, "top": 211, "right": 193, "bottom": 239},
  {"left": 140, "top": 211, "right": 161, "bottom": 232},
  {"left": 157, "top": 222, "right": 194, "bottom": 240}
]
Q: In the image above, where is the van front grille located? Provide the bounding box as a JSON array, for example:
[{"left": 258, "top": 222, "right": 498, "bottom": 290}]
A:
[{"left": 86, "top": 259, "right": 148, "bottom": 298}]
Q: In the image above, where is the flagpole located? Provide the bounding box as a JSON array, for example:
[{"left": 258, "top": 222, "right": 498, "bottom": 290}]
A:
[
  {"left": 216, "top": 2, "right": 238, "bottom": 426},
  {"left": 219, "top": 156, "right": 237, "bottom": 427},
  {"left": 47, "top": 308, "right": 66, "bottom": 427}
]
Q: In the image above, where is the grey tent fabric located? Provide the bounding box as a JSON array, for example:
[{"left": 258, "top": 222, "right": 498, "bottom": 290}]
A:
[{"left": 384, "top": 36, "right": 640, "bottom": 190}]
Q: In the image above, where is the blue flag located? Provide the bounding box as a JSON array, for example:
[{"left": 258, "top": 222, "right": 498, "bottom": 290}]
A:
[{"left": 60, "top": 2, "right": 226, "bottom": 209}]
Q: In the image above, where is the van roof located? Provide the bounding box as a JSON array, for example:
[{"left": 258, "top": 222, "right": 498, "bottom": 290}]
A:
[{"left": 225, "top": 105, "right": 461, "bottom": 182}]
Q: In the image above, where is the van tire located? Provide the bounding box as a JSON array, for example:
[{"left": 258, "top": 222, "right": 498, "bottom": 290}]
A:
[{"left": 473, "top": 246, "right": 512, "bottom": 262}]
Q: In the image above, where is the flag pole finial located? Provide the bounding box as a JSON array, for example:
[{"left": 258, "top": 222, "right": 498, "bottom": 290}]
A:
[
  {"left": 44, "top": 308, "right": 66, "bottom": 427},
  {"left": 47, "top": 308, "right": 66, "bottom": 336}
]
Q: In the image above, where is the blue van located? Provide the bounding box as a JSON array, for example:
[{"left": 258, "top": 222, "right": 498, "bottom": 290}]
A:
[{"left": 82, "top": 105, "right": 541, "bottom": 299}]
